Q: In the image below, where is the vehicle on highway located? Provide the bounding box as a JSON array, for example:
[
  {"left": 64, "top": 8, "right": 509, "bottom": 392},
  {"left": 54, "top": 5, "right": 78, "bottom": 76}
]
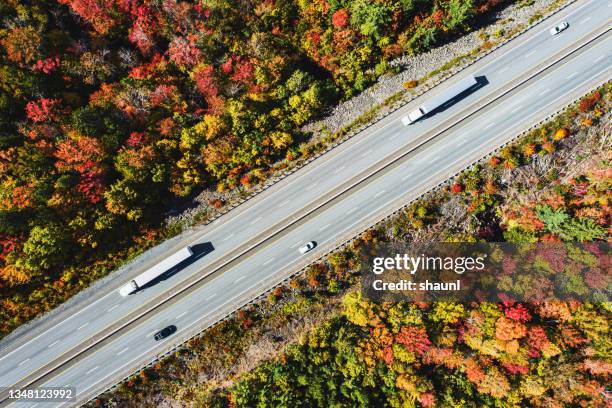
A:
[
  {"left": 401, "top": 74, "right": 478, "bottom": 125},
  {"left": 119, "top": 246, "right": 194, "bottom": 296},
  {"left": 549, "top": 21, "right": 569, "bottom": 35},
  {"left": 299, "top": 241, "right": 316, "bottom": 254},
  {"left": 153, "top": 325, "right": 177, "bottom": 341}
]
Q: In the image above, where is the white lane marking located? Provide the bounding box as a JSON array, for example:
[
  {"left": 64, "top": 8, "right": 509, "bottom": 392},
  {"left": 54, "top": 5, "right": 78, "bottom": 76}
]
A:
[
  {"left": 389, "top": 133, "right": 399, "bottom": 140},
  {"left": 213, "top": 219, "right": 221, "bottom": 225},
  {"left": 306, "top": 182, "right": 318, "bottom": 190},
  {"left": 484, "top": 122, "right": 495, "bottom": 129},
  {"left": 346, "top": 207, "right": 359, "bottom": 215},
  {"left": 594, "top": 55, "right": 605, "bottom": 62},
  {"left": 498, "top": 66, "right": 509, "bottom": 74},
  {"left": 473, "top": 0, "right": 592, "bottom": 74},
  {"left": 48, "top": 340, "right": 60, "bottom": 348},
  {"left": 208, "top": 293, "right": 217, "bottom": 300},
  {"left": 510, "top": 105, "right": 522, "bottom": 113},
  {"left": 31, "top": 404, "right": 39, "bottom": 408},
  {"left": 277, "top": 199, "right": 291, "bottom": 208},
  {"left": 401, "top": 173, "right": 413, "bottom": 182},
  {"left": 289, "top": 241, "right": 301, "bottom": 248},
  {"left": 319, "top": 223, "right": 331, "bottom": 231},
  {"left": 116, "top": 347, "right": 130, "bottom": 356},
  {"left": 106, "top": 304, "right": 119, "bottom": 313},
  {"left": 457, "top": 138, "right": 469, "bottom": 147},
  {"left": 360, "top": 149, "right": 373, "bottom": 158},
  {"left": 539, "top": 88, "right": 550, "bottom": 96},
  {"left": 0, "top": 290, "right": 116, "bottom": 363},
  {"left": 249, "top": 216, "right": 262, "bottom": 225},
  {"left": 235, "top": 275, "right": 245, "bottom": 283},
  {"left": 175, "top": 311, "right": 188, "bottom": 320},
  {"left": 77, "top": 322, "right": 89, "bottom": 331},
  {"left": 149, "top": 330, "right": 157, "bottom": 337},
  {"left": 222, "top": 233, "right": 234, "bottom": 241},
  {"left": 85, "top": 366, "right": 99, "bottom": 375},
  {"left": 262, "top": 258, "right": 275, "bottom": 266},
  {"left": 374, "top": 190, "right": 386, "bottom": 198},
  {"left": 333, "top": 166, "right": 346, "bottom": 174},
  {"left": 18, "top": 358, "right": 30, "bottom": 366},
  {"left": 49, "top": 47, "right": 612, "bottom": 408},
  {"left": 524, "top": 50, "right": 536, "bottom": 58},
  {"left": 579, "top": 17, "right": 591, "bottom": 24},
  {"left": 174, "top": 0, "right": 604, "bottom": 253},
  {"left": 566, "top": 72, "right": 577, "bottom": 79}
]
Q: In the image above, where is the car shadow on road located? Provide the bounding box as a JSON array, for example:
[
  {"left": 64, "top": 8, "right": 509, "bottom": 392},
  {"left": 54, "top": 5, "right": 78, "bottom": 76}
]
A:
[{"left": 140, "top": 242, "right": 215, "bottom": 289}]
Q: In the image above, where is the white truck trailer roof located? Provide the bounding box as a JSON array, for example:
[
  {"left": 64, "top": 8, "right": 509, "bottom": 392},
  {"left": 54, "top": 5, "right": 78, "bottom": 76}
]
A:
[
  {"left": 118, "top": 246, "right": 194, "bottom": 296},
  {"left": 133, "top": 246, "right": 194, "bottom": 287},
  {"left": 420, "top": 74, "right": 477, "bottom": 114}
]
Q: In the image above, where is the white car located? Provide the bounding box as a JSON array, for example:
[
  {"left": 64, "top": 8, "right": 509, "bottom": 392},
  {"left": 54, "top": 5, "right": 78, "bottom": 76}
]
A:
[
  {"left": 298, "top": 241, "right": 316, "bottom": 254},
  {"left": 549, "top": 21, "right": 569, "bottom": 35}
]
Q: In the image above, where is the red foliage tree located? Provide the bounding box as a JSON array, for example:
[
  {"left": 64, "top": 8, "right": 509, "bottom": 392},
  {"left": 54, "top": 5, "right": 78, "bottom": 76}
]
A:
[
  {"left": 168, "top": 36, "right": 201, "bottom": 67},
  {"left": 332, "top": 9, "right": 350, "bottom": 28},
  {"left": 395, "top": 326, "right": 431, "bottom": 356},
  {"left": 502, "top": 362, "right": 528, "bottom": 375},
  {"left": 578, "top": 91, "right": 601, "bottom": 113},
  {"left": 381, "top": 345, "right": 394, "bottom": 365},
  {"left": 129, "top": 7, "right": 158, "bottom": 57},
  {"left": 126, "top": 132, "right": 149, "bottom": 147},
  {"left": 25, "top": 98, "right": 61, "bottom": 123},
  {"left": 431, "top": 9, "right": 444, "bottom": 26},
  {"left": 451, "top": 182, "right": 463, "bottom": 194},
  {"left": 58, "top": 0, "right": 119, "bottom": 34},
  {"left": 32, "top": 56, "right": 61, "bottom": 74},
  {"left": 504, "top": 303, "right": 531, "bottom": 322},
  {"left": 418, "top": 393, "right": 435, "bottom": 407},
  {"left": 0, "top": 235, "right": 21, "bottom": 262},
  {"left": 465, "top": 358, "right": 485, "bottom": 384},
  {"left": 55, "top": 137, "right": 105, "bottom": 175},
  {"left": 76, "top": 172, "right": 105, "bottom": 204},
  {"left": 193, "top": 64, "right": 219, "bottom": 98},
  {"left": 230, "top": 58, "right": 254, "bottom": 85}
]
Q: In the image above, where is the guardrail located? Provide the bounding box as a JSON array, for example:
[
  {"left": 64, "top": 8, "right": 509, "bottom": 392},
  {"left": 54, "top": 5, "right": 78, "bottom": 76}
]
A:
[
  {"left": 0, "top": 1, "right": 602, "bottom": 406},
  {"left": 79, "top": 23, "right": 610, "bottom": 408}
]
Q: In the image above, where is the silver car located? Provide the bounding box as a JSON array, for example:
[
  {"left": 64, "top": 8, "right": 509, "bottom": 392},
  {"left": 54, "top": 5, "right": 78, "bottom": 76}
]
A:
[{"left": 549, "top": 21, "right": 569, "bottom": 35}]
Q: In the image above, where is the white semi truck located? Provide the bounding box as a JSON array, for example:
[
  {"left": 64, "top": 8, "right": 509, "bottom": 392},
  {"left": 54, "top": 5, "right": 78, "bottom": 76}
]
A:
[
  {"left": 119, "top": 246, "right": 194, "bottom": 296},
  {"left": 401, "top": 75, "right": 478, "bottom": 125}
]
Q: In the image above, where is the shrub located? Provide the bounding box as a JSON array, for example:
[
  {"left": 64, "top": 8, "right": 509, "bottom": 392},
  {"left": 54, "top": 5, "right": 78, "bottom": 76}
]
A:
[{"left": 403, "top": 80, "right": 419, "bottom": 90}]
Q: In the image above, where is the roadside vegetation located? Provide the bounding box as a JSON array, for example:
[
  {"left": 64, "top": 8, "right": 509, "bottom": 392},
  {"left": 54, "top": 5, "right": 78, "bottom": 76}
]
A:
[
  {"left": 89, "top": 85, "right": 611, "bottom": 406},
  {"left": 0, "top": 0, "right": 513, "bottom": 338}
]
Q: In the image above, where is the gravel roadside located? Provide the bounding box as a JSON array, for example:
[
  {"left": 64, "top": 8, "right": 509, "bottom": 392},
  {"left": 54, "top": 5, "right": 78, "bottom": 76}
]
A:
[{"left": 0, "top": 0, "right": 571, "bottom": 351}]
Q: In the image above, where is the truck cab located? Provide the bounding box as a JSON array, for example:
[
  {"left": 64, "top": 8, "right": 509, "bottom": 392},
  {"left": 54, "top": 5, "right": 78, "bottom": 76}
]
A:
[
  {"left": 401, "top": 107, "right": 426, "bottom": 126},
  {"left": 119, "top": 281, "right": 138, "bottom": 296}
]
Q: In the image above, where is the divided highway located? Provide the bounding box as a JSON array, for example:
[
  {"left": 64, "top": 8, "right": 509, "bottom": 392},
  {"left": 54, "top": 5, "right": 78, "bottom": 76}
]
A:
[{"left": 1, "top": 0, "right": 610, "bottom": 406}]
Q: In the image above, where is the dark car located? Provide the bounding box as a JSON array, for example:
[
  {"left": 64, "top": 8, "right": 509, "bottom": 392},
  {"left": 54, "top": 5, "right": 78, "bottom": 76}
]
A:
[{"left": 153, "top": 325, "right": 177, "bottom": 341}]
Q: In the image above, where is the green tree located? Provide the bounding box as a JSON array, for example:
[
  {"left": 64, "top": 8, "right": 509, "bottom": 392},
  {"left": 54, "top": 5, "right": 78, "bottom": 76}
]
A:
[{"left": 17, "top": 224, "right": 70, "bottom": 272}]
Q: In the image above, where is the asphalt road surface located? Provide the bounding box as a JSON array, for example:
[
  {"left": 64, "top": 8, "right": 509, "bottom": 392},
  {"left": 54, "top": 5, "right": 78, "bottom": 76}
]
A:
[{"left": 1, "top": 0, "right": 610, "bottom": 406}]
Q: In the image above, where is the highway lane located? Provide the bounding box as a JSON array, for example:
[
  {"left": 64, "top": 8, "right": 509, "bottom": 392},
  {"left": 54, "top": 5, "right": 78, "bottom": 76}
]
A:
[
  {"left": 1, "top": 0, "right": 610, "bottom": 402},
  {"left": 29, "top": 31, "right": 612, "bottom": 408},
  {"left": 0, "top": 0, "right": 608, "bottom": 391}
]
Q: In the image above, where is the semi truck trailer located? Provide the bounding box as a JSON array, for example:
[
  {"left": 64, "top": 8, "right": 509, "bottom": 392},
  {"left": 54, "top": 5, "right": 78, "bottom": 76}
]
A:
[
  {"left": 401, "top": 74, "right": 478, "bottom": 125},
  {"left": 119, "top": 246, "right": 194, "bottom": 296}
]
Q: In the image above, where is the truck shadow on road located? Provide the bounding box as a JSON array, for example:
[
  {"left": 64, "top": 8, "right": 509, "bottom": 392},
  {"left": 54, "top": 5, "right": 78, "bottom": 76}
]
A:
[
  {"left": 140, "top": 242, "right": 215, "bottom": 289},
  {"left": 424, "top": 75, "right": 489, "bottom": 120}
]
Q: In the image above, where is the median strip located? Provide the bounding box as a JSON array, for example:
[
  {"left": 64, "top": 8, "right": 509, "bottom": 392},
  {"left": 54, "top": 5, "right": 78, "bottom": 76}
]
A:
[{"left": 3, "top": 23, "right": 609, "bottom": 407}]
